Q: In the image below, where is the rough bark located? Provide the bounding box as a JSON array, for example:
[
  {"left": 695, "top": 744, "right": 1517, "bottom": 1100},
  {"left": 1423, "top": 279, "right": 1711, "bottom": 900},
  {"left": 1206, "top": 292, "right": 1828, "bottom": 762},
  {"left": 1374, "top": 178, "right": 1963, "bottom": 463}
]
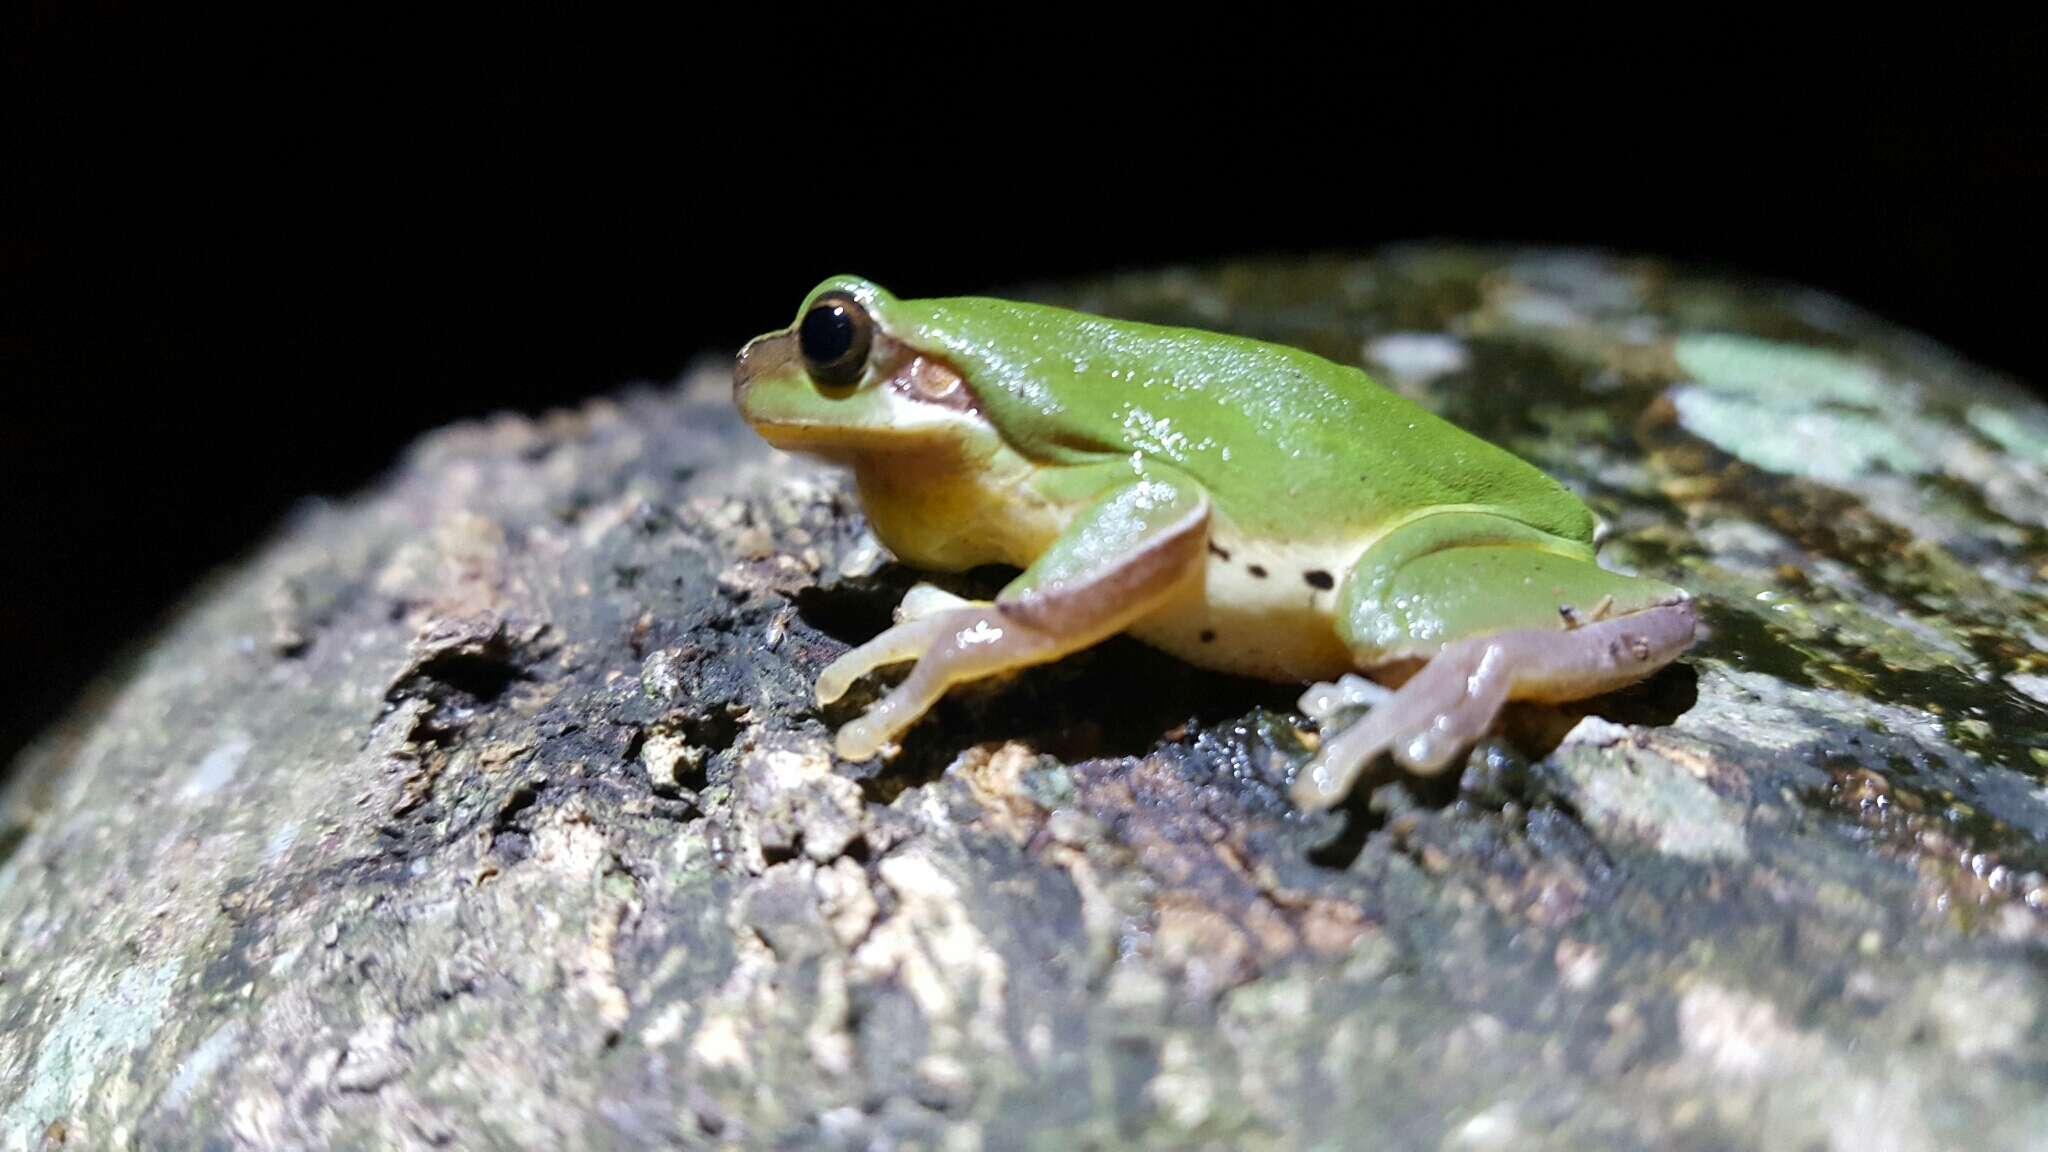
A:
[{"left": 3, "top": 250, "right": 2045, "bottom": 1151}]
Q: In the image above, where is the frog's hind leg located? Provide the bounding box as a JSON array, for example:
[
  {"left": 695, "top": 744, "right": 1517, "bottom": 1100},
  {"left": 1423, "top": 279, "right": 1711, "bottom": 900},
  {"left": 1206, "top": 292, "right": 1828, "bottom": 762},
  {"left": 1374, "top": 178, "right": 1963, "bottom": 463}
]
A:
[
  {"left": 1297, "top": 517, "right": 1696, "bottom": 810},
  {"left": 1295, "top": 599, "right": 1695, "bottom": 809}
]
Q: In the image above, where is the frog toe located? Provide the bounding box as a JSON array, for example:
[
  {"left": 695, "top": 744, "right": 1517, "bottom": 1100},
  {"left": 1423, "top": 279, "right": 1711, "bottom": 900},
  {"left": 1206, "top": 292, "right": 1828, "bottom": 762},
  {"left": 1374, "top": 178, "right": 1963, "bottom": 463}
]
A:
[
  {"left": 815, "top": 586, "right": 995, "bottom": 707},
  {"left": 1294, "top": 651, "right": 1505, "bottom": 808},
  {"left": 834, "top": 705, "right": 902, "bottom": 761},
  {"left": 1298, "top": 674, "right": 1395, "bottom": 724},
  {"left": 896, "top": 582, "right": 979, "bottom": 622},
  {"left": 814, "top": 614, "right": 954, "bottom": 706}
]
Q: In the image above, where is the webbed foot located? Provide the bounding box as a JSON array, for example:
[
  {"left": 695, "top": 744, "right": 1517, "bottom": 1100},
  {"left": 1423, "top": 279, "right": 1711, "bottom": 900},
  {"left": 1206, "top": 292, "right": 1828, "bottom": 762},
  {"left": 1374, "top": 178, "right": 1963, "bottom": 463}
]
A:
[{"left": 1293, "top": 601, "right": 1696, "bottom": 809}]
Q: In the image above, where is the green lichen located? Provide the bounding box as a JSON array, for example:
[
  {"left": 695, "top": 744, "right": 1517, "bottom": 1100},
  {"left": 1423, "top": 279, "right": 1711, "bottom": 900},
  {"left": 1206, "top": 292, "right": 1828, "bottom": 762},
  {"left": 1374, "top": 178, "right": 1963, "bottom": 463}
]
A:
[
  {"left": 1670, "top": 389, "right": 1928, "bottom": 483},
  {"left": 4, "top": 959, "right": 182, "bottom": 1146},
  {"left": 1968, "top": 404, "right": 2048, "bottom": 467},
  {"left": 1674, "top": 333, "right": 1887, "bottom": 405}
]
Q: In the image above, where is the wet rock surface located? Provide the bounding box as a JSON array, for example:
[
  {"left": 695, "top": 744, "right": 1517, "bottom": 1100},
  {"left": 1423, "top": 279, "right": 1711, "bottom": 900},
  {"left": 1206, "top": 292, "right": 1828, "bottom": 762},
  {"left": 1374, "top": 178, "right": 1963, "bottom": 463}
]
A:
[{"left": 3, "top": 249, "right": 2045, "bottom": 1150}]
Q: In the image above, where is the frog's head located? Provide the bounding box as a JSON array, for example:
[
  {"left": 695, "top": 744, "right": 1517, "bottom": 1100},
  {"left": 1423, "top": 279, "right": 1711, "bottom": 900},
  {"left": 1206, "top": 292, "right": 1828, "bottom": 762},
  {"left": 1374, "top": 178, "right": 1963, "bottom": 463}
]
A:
[{"left": 734, "top": 276, "right": 985, "bottom": 461}]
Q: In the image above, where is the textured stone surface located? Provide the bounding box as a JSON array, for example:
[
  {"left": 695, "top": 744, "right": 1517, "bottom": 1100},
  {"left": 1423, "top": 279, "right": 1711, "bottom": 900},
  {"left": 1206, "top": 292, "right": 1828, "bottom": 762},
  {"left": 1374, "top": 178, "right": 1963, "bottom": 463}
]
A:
[{"left": 3, "top": 250, "right": 2045, "bottom": 1150}]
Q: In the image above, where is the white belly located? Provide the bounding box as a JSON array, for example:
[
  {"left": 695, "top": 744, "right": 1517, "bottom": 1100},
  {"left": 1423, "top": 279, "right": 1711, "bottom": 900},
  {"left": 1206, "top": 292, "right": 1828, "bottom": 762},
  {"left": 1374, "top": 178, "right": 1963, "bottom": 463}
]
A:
[{"left": 1129, "top": 533, "right": 1358, "bottom": 683}]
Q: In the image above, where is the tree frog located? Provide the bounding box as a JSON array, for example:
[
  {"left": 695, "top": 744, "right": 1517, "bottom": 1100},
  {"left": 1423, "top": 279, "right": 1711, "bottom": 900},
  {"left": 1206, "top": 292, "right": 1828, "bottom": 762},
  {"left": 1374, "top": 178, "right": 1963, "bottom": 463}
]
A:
[{"left": 734, "top": 277, "right": 1695, "bottom": 809}]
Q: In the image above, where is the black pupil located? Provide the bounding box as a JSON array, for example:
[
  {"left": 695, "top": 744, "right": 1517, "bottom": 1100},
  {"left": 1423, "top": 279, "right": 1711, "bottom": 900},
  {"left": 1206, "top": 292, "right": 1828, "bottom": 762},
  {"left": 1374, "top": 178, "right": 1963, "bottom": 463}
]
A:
[{"left": 800, "top": 302, "right": 855, "bottom": 366}]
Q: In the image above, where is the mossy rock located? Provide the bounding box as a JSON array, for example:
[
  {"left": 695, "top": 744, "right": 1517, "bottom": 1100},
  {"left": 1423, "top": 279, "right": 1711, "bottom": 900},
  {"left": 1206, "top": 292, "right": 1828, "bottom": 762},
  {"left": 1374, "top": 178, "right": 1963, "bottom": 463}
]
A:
[{"left": 3, "top": 249, "right": 2045, "bottom": 1150}]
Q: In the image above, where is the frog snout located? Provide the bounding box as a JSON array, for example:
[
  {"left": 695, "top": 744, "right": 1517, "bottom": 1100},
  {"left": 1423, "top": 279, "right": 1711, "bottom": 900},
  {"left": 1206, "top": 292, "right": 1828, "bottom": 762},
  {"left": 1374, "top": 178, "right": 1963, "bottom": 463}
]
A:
[
  {"left": 733, "top": 340, "right": 759, "bottom": 402},
  {"left": 733, "top": 331, "right": 795, "bottom": 405}
]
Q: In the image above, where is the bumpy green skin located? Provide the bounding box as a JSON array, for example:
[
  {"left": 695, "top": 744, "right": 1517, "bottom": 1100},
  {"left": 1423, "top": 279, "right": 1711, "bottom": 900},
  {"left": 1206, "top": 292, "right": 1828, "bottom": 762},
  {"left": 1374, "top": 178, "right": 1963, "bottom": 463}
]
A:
[{"left": 2, "top": 251, "right": 2044, "bottom": 1151}]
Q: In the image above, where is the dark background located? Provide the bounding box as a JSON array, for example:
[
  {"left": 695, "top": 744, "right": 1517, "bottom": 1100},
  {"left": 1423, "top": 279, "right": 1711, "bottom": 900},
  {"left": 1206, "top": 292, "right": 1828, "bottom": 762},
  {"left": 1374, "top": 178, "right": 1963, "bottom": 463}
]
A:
[{"left": 4, "top": 21, "right": 2044, "bottom": 765}]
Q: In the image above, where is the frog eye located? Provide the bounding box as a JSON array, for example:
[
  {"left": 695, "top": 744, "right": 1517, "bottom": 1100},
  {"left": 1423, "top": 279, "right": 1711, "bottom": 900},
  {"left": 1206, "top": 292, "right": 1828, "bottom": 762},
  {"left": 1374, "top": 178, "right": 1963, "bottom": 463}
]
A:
[{"left": 798, "top": 292, "right": 874, "bottom": 390}]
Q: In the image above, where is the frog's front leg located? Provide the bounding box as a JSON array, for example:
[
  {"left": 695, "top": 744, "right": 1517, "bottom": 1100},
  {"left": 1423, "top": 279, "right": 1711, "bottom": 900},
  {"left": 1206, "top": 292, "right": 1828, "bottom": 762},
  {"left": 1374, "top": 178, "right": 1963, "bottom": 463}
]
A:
[
  {"left": 818, "top": 474, "right": 1210, "bottom": 761},
  {"left": 1295, "top": 514, "right": 1695, "bottom": 810},
  {"left": 813, "top": 583, "right": 987, "bottom": 706}
]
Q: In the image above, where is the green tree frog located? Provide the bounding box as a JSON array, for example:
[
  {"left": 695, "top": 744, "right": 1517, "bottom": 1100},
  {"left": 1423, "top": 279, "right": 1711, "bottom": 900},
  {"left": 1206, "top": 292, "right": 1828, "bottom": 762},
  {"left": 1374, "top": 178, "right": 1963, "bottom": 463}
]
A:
[{"left": 734, "top": 277, "right": 1695, "bottom": 809}]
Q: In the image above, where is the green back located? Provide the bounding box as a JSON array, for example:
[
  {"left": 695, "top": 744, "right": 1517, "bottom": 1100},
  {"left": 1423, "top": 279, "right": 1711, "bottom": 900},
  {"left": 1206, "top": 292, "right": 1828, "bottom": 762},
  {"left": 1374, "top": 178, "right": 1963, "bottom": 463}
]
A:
[{"left": 888, "top": 290, "right": 1595, "bottom": 544}]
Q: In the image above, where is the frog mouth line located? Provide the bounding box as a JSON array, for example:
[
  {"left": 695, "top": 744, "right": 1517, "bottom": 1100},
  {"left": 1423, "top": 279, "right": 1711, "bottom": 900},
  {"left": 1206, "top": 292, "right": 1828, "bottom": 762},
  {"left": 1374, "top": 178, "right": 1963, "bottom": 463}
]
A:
[{"left": 744, "top": 406, "right": 980, "bottom": 454}]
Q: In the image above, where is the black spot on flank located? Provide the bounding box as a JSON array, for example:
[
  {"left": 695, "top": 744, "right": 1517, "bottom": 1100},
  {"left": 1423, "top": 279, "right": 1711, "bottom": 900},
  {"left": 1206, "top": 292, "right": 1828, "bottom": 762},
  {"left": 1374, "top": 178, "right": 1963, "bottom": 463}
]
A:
[
  {"left": 1304, "top": 569, "right": 1335, "bottom": 590},
  {"left": 1247, "top": 564, "right": 1269, "bottom": 579},
  {"left": 1207, "top": 542, "right": 1233, "bottom": 561},
  {"left": 1200, "top": 629, "right": 1217, "bottom": 643}
]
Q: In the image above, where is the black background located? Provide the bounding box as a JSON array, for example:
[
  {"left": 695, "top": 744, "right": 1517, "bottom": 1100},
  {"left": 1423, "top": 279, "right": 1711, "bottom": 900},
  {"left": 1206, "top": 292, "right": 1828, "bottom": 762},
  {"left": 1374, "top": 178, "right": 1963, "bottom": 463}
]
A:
[{"left": 4, "top": 18, "right": 2044, "bottom": 765}]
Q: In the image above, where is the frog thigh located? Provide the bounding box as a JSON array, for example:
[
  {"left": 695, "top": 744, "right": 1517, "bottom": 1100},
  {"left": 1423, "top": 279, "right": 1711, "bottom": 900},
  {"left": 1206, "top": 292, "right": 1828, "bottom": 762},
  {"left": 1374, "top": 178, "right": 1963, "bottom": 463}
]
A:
[
  {"left": 1336, "top": 511, "right": 1684, "bottom": 666},
  {"left": 1297, "top": 512, "right": 1694, "bottom": 809},
  {"left": 827, "top": 470, "right": 1209, "bottom": 760}
]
